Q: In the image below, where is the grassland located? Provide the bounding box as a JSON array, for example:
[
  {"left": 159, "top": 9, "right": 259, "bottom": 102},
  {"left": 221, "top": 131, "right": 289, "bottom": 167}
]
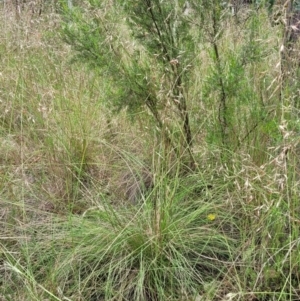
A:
[{"left": 0, "top": 2, "right": 300, "bottom": 300}]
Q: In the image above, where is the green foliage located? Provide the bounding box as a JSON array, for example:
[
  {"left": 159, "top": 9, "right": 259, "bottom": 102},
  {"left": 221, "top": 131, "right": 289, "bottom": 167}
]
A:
[
  {"left": 59, "top": 2, "right": 156, "bottom": 117},
  {"left": 200, "top": 6, "right": 280, "bottom": 160},
  {"left": 2, "top": 1, "right": 300, "bottom": 300},
  {"left": 59, "top": 0, "right": 197, "bottom": 168},
  {"left": 15, "top": 177, "right": 235, "bottom": 301},
  {"left": 121, "top": 0, "right": 195, "bottom": 64}
]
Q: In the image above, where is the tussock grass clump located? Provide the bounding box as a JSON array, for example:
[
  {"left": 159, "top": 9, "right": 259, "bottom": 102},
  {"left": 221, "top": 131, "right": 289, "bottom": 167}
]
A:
[{"left": 2, "top": 174, "right": 235, "bottom": 301}]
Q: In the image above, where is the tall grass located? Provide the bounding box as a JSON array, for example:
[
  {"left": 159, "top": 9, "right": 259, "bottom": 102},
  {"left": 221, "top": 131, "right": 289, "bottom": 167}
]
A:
[{"left": 1, "top": 2, "right": 300, "bottom": 301}]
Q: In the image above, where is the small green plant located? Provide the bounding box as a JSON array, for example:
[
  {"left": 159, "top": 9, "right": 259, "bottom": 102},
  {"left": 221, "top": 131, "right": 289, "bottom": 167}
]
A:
[{"left": 59, "top": 0, "right": 199, "bottom": 170}]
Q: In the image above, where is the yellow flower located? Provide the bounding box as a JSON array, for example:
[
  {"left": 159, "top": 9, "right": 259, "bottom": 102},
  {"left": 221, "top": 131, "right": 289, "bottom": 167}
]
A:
[{"left": 207, "top": 214, "right": 216, "bottom": 221}]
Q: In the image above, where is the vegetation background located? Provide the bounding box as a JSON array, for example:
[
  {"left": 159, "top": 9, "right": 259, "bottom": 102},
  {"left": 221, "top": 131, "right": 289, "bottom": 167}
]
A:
[{"left": 0, "top": 0, "right": 300, "bottom": 300}]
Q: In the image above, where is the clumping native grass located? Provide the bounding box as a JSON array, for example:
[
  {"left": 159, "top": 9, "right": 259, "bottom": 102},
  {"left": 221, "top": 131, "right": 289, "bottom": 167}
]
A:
[{"left": 2, "top": 170, "right": 236, "bottom": 301}]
